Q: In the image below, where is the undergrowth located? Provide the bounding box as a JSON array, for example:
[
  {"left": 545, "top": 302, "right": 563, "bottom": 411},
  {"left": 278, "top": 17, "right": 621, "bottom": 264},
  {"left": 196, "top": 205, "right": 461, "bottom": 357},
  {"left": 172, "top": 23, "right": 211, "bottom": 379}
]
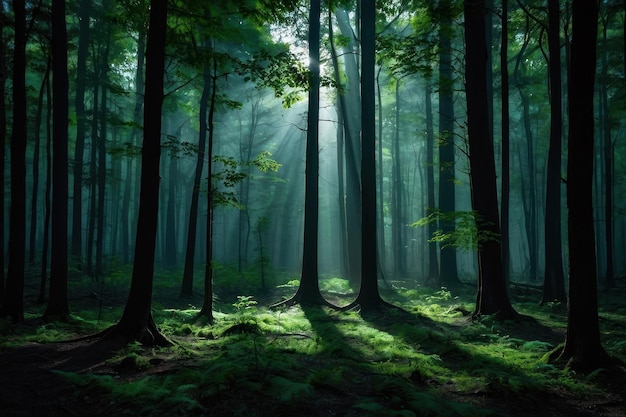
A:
[{"left": 1, "top": 268, "right": 626, "bottom": 416}]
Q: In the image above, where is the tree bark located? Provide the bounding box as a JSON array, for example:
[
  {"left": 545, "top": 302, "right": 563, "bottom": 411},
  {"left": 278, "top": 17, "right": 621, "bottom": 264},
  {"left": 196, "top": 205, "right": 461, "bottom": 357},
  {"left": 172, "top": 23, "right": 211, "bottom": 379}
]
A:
[
  {"left": 438, "top": 0, "right": 459, "bottom": 287},
  {"left": 106, "top": 0, "right": 170, "bottom": 346},
  {"left": 44, "top": 0, "right": 71, "bottom": 321},
  {"left": 542, "top": 0, "right": 566, "bottom": 303},
  {"left": 71, "top": 0, "right": 91, "bottom": 264},
  {"left": 180, "top": 58, "right": 210, "bottom": 299},
  {"left": 464, "top": 0, "right": 517, "bottom": 320},
  {"left": 500, "top": 0, "right": 511, "bottom": 287},
  {"left": 270, "top": 0, "right": 332, "bottom": 309},
  {"left": 0, "top": 0, "right": 27, "bottom": 322},
  {"left": 0, "top": 6, "right": 6, "bottom": 299},
  {"left": 558, "top": 0, "right": 612, "bottom": 372}
]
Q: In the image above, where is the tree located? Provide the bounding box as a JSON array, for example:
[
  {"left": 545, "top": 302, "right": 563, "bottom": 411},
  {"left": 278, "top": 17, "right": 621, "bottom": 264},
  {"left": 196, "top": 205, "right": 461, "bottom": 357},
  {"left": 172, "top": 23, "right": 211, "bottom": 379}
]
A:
[
  {"left": 499, "top": 0, "right": 510, "bottom": 284},
  {"left": 43, "top": 0, "right": 71, "bottom": 322},
  {"left": 557, "top": 0, "right": 612, "bottom": 371},
  {"left": 103, "top": 0, "right": 171, "bottom": 346},
  {"left": 0, "top": 6, "right": 7, "bottom": 300},
  {"left": 71, "top": 0, "right": 91, "bottom": 264},
  {"left": 437, "top": 0, "right": 460, "bottom": 287},
  {"left": 334, "top": 6, "right": 363, "bottom": 284},
  {"left": 197, "top": 53, "right": 217, "bottom": 322},
  {"left": 463, "top": 0, "right": 517, "bottom": 320},
  {"left": 180, "top": 47, "right": 210, "bottom": 299},
  {"left": 270, "top": 0, "right": 332, "bottom": 309},
  {"left": 542, "top": 0, "right": 566, "bottom": 304},
  {"left": 0, "top": 0, "right": 27, "bottom": 322},
  {"left": 343, "top": 0, "right": 392, "bottom": 313}
]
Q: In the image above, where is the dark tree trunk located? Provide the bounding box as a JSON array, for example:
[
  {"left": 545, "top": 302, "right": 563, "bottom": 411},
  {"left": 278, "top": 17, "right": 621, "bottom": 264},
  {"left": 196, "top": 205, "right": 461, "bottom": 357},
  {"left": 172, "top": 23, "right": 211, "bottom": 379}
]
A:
[
  {"left": 328, "top": 11, "right": 348, "bottom": 279},
  {"left": 86, "top": 77, "right": 99, "bottom": 277},
  {"left": 165, "top": 152, "right": 177, "bottom": 268},
  {"left": 30, "top": 60, "right": 50, "bottom": 265},
  {"left": 96, "top": 39, "right": 110, "bottom": 280},
  {"left": 542, "top": 0, "right": 566, "bottom": 304},
  {"left": 0, "top": 6, "right": 6, "bottom": 299},
  {"left": 180, "top": 60, "right": 210, "bottom": 299},
  {"left": 0, "top": 0, "right": 27, "bottom": 322},
  {"left": 71, "top": 0, "right": 91, "bottom": 264},
  {"left": 376, "top": 69, "right": 387, "bottom": 273},
  {"left": 391, "top": 80, "right": 407, "bottom": 277},
  {"left": 425, "top": 85, "right": 439, "bottom": 283},
  {"left": 271, "top": 0, "right": 332, "bottom": 309},
  {"left": 335, "top": 8, "right": 362, "bottom": 284},
  {"left": 500, "top": 0, "right": 511, "bottom": 285},
  {"left": 464, "top": 0, "right": 517, "bottom": 320},
  {"left": 347, "top": 0, "right": 389, "bottom": 312},
  {"left": 198, "top": 55, "right": 218, "bottom": 322},
  {"left": 105, "top": 0, "right": 170, "bottom": 346},
  {"left": 39, "top": 80, "right": 52, "bottom": 304},
  {"left": 599, "top": 16, "right": 615, "bottom": 289},
  {"left": 438, "top": 0, "right": 459, "bottom": 287},
  {"left": 558, "top": 0, "right": 612, "bottom": 372},
  {"left": 44, "top": 0, "right": 70, "bottom": 321}
]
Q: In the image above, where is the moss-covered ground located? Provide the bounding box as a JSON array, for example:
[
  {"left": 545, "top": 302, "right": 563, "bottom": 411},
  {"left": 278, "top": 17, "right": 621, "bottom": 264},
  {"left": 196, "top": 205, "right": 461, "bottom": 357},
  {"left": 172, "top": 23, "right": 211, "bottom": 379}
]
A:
[{"left": 1, "top": 266, "right": 625, "bottom": 416}]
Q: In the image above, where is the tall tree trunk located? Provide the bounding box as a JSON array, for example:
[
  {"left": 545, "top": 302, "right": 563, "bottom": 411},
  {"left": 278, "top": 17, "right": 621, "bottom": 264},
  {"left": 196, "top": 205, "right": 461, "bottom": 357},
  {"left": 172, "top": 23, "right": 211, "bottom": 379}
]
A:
[
  {"left": 392, "top": 80, "right": 406, "bottom": 277},
  {"left": 106, "top": 0, "right": 170, "bottom": 346},
  {"left": 165, "top": 150, "right": 177, "bottom": 268},
  {"left": 1, "top": 0, "right": 27, "bottom": 322},
  {"left": 376, "top": 68, "right": 387, "bottom": 272},
  {"left": 335, "top": 8, "right": 362, "bottom": 284},
  {"left": 180, "top": 55, "right": 210, "bottom": 298},
  {"left": 30, "top": 59, "right": 51, "bottom": 265},
  {"left": 86, "top": 77, "right": 99, "bottom": 277},
  {"left": 599, "top": 15, "right": 615, "bottom": 289},
  {"left": 425, "top": 85, "right": 439, "bottom": 283},
  {"left": 96, "top": 38, "right": 110, "bottom": 280},
  {"left": 500, "top": 0, "right": 511, "bottom": 287},
  {"left": 464, "top": 0, "right": 517, "bottom": 320},
  {"left": 542, "top": 0, "right": 566, "bottom": 303},
  {"left": 198, "top": 55, "right": 218, "bottom": 322},
  {"left": 44, "top": 0, "right": 70, "bottom": 321},
  {"left": 38, "top": 79, "right": 52, "bottom": 304},
  {"left": 328, "top": 10, "right": 348, "bottom": 279},
  {"left": 348, "top": 0, "right": 389, "bottom": 312},
  {"left": 71, "top": 0, "right": 91, "bottom": 264},
  {"left": 271, "top": 0, "right": 330, "bottom": 309},
  {"left": 438, "top": 0, "right": 459, "bottom": 287},
  {"left": 558, "top": 0, "right": 612, "bottom": 371},
  {"left": 0, "top": 7, "right": 7, "bottom": 299}
]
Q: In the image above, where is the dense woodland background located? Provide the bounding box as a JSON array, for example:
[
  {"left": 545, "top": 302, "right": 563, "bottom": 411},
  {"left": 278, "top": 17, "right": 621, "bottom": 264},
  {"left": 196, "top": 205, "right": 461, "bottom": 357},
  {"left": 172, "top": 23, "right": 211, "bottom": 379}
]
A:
[{"left": 1, "top": 0, "right": 626, "bottom": 407}]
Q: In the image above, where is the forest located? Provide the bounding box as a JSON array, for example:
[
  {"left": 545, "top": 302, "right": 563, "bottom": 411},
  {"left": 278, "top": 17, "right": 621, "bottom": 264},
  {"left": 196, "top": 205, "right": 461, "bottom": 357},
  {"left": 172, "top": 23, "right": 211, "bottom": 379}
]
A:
[{"left": 1, "top": 0, "right": 626, "bottom": 416}]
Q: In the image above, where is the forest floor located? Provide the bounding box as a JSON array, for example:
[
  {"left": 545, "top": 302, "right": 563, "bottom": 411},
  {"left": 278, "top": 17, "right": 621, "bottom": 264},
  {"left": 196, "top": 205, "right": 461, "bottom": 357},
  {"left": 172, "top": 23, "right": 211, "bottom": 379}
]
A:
[{"left": 1, "top": 271, "right": 626, "bottom": 417}]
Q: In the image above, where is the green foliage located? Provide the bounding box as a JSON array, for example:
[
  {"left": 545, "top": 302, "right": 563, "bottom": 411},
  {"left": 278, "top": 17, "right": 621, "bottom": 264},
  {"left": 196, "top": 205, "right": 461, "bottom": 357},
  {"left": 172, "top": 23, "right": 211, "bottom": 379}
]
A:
[
  {"left": 411, "top": 209, "right": 500, "bottom": 251},
  {"left": 212, "top": 151, "right": 281, "bottom": 208},
  {"left": 5, "top": 271, "right": 626, "bottom": 416},
  {"left": 232, "top": 295, "right": 258, "bottom": 325}
]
